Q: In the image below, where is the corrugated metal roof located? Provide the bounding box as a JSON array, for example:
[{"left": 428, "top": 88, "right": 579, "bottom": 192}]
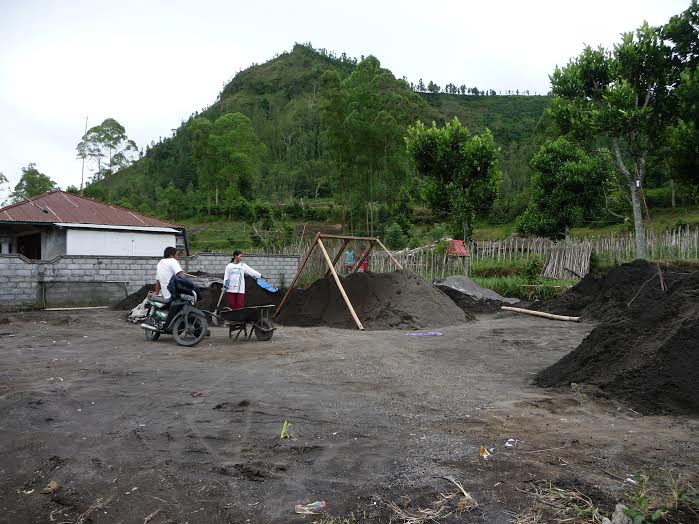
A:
[
  {"left": 448, "top": 239, "right": 470, "bottom": 257},
  {"left": 0, "top": 190, "right": 179, "bottom": 228}
]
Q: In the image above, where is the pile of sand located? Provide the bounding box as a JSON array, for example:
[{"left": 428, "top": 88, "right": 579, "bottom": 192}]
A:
[
  {"left": 535, "top": 262, "right": 698, "bottom": 415},
  {"left": 276, "top": 270, "right": 467, "bottom": 329},
  {"left": 533, "top": 259, "right": 685, "bottom": 321},
  {"left": 435, "top": 275, "right": 519, "bottom": 314}
]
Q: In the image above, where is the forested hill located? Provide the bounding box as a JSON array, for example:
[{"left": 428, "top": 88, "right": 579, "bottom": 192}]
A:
[{"left": 85, "top": 43, "right": 551, "bottom": 217}]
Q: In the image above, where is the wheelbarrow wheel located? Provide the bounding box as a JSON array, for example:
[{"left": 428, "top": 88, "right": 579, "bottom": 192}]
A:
[{"left": 254, "top": 318, "right": 275, "bottom": 341}]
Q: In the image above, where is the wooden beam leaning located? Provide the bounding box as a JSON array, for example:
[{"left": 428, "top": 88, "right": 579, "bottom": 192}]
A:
[
  {"left": 352, "top": 240, "right": 375, "bottom": 274},
  {"left": 325, "top": 239, "right": 350, "bottom": 278},
  {"left": 317, "top": 237, "right": 364, "bottom": 330},
  {"left": 273, "top": 233, "right": 319, "bottom": 319},
  {"left": 500, "top": 306, "right": 581, "bottom": 322},
  {"left": 375, "top": 238, "right": 403, "bottom": 270},
  {"left": 318, "top": 234, "right": 379, "bottom": 242}
]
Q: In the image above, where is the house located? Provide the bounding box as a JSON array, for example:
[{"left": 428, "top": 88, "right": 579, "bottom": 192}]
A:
[{"left": 0, "top": 190, "right": 186, "bottom": 260}]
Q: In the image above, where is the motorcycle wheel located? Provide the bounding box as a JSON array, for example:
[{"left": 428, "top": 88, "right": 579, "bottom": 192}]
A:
[
  {"left": 173, "top": 314, "right": 208, "bottom": 347},
  {"left": 143, "top": 316, "right": 160, "bottom": 341},
  {"left": 254, "top": 319, "right": 275, "bottom": 341}
]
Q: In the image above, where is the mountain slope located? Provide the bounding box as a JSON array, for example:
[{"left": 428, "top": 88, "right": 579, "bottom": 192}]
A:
[{"left": 86, "top": 44, "right": 551, "bottom": 212}]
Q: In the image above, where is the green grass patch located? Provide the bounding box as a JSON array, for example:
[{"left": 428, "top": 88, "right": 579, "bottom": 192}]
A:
[{"left": 472, "top": 275, "right": 577, "bottom": 301}]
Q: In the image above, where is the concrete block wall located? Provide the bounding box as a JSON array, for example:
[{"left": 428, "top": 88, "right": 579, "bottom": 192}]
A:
[
  {"left": 0, "top": 255, "right": 40, "bottom": 306},
  {"left": 184, "top": 253, "right": 299, "bottom": 288},
  {"left": 0, "top": 252, "right": 299, "bottom": 309}
]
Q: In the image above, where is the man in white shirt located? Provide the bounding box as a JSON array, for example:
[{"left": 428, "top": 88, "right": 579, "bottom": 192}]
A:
[
  {"left": 154, "top": 246, "right": 184, "bottom": 299},
  {"left": 223, "top": 250, "right": 265, "bottom": 309}
]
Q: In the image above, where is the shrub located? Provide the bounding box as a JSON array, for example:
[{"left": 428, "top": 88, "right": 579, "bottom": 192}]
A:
[{"left": 384, "top": 222, "right": 407, "bottom": 249}]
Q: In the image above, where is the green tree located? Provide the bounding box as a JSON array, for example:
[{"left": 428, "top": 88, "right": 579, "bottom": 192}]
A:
[
  {"left": 516, "top": 138, "right": 614, "bottom": 239},
  {"left": 0, "top": 172, "right": 8, "bottom": 204},
  {"left": 65, "top": 184, "right": 79, "bottom": 194},
  {"left": 384, "top": 222, "right": 407, "bottom": 249},
  {"left": 10, "top": 164, "right": 57, "bottom": 202},
  {"left": 549, "top": 23, "right": 672, "bottom": 258},
  {"left": 405, "top": 117, "right": 501, "bottom": 240},
  {"left": 321, "top": 55, "right": 425, "bottom": 234},
  {"left": 77, "top": 118, "right": 138, "bottom": 182},
  {"left": 191, "top": 113, "right": 265, "bottom": 212},
  {"left": 662, "top": 2, "right": 699, "bottom": 192}
]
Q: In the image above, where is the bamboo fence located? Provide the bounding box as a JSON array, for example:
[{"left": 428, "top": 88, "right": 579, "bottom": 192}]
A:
[{"left": 232, "top": 227, "right": 699, "bottom": 282}]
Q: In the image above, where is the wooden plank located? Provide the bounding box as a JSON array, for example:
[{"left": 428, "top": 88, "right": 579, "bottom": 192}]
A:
[
  {"left": 501, "top": 306, "right": 581, "bottom": 322},
  {"left": 352, "top": 241, "right": 375, "bottom": 274},
  {"left": 318, "top": 234, "right": 379, "bottom": 242},
  {"left": 375, "top": 238, "right": 403, "bottom": 269},
  {"left": 317, "top": 238, "right": 364, "bottom": 330},
  {"left": 273, "top": 233, "right": 319, "bottom": 319},
  {"left": 325, "top": 239, "right": 350, "bottom": 278}
]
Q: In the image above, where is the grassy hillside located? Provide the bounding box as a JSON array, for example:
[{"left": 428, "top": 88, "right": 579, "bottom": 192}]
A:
[{"left": 86, "top": 44, "right": 550, "bottom": 214}]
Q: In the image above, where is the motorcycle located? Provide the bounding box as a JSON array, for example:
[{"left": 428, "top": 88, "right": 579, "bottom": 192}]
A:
[{"left": 140, "top": 291, "right": 208, "bottom": 347}]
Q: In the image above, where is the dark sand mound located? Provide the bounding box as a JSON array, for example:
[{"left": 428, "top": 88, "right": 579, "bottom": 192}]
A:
[
  {"left": 276, "top": 270, "right": 467, "bottom": 329},
  {"left": 536, "top": 268, "right": 699, "bottom": 415},
  {"left": 533, "top": 259, "right": 686, "bottom": 321},
  {"left": 113, "top": 276, "right": 280, "bottom": 312},
  {"left": 112, "top": 285, "right": 154, "bottom": 310},
  {"left": 436, "top": 275, "right": 519, "bottom": 314}
]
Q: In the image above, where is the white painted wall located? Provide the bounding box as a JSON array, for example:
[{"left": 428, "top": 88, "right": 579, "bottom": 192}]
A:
[{"left": 66, "top": 229, "right": 176, "bottom": 256}]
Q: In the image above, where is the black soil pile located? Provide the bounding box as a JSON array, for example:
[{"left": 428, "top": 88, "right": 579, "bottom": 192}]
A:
[
  {"left": 436, "top": 275, "right": 519, "bottom": 314},
  {"left": 276, "top": 270, "right": 468, "bottom": 329},
  {"left": 535, "top": 268, "right": 699, "bottom": 415},
  {"left": 533, "top": 259, "right": 686, "bottom": 321},
  {"left": 112, "top": 276, "right": 280, "bottom": 312},
  {"left": 112, "top": 285, "right": 154, "bottom": 310}
]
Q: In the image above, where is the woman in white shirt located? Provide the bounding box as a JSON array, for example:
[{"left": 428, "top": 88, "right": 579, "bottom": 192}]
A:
[{"left": 223, "top": 250, "right": 265, "bottom": 309}]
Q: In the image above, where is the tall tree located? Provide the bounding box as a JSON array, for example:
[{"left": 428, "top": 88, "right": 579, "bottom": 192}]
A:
[
  {"left": 662, "top": 2, "right": 699, "bottom": 194},
  {"left": 10, "top": 164, "right": 57, "bottom": 202},
  {"left": 321, "top": 56, "right": 425, "bottom": 233},
  {"left": 405, "top": 117, "right": 501, "bottom": 240},
  {"left": 516, "top": 138, "right": 614, "bottom": 239},
  {"left": 190, "top": 113, "right": 265, "bottom": 211},
  {"left": 549, "top": 23, "right": 672, "bottom": 258},
  {"left": 77, "top": 118, "right": 138, "bottom": 182}
]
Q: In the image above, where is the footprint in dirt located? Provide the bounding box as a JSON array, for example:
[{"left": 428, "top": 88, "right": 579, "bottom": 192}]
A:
[
  {"left": 212, "top": 461, "right": 287, "bottom": 482},
  {"left": 213, "top": 400, "right": 250, "bottom": 412}
]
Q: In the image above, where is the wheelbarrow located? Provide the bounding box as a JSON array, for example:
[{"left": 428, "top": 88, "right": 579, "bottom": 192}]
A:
[{"left": 213, "top": 305, "right": 276, "bottom": 342}]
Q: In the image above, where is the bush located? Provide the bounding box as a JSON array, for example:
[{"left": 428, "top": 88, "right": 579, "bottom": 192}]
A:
[
  {"left": 645, "top": 186, "right": 673, "bottom": 208},
  {"left": 429, "top": 223, "right": 448, "bottom": 241},
  {"left": 384, "top": 222, "right": 407, "bottom": 249},
  {"left": 524, "top": 259, "right": 543, "bottom": 284}
]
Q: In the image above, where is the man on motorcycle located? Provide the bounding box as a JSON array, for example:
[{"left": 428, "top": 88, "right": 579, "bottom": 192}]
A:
[{"left": 154, "top": 246, "right": 184, "bottom": 299}]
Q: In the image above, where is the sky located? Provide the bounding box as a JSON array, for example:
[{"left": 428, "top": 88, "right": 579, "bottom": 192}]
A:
[{"left": 0, "top": 0, "right": 690, "bottom": 197}]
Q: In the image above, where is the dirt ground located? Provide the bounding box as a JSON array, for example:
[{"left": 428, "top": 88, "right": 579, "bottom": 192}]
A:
[{"left": 0, "top": 311, "right": 697, "bottom": 523}]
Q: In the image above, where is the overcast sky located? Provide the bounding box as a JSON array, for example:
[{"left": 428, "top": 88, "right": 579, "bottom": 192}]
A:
[{"left": 0, "top": 0, "right": 689, "bottom": 196}]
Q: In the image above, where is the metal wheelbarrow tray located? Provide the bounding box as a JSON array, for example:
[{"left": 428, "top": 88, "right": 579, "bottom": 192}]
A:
[{"left": 215, "top": 305, "right": 276, "bottom": 341}]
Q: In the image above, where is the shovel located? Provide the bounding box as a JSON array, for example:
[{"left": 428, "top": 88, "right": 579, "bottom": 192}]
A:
[{"left": 211, "top": 284, "right": 226, "bottom": 327}]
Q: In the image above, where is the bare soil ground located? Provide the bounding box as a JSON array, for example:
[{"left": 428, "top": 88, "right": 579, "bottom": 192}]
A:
[{"left": 0, "top": 311, "right": 696, "bottom": 523}]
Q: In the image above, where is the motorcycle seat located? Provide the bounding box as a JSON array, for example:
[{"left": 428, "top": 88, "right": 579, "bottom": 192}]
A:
[{"left": 150, "top": 296, "right": 172, "bottom": 305}]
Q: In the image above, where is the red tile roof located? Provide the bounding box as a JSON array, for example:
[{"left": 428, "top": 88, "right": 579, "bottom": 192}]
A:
[{"left": 0, "top": 190, "right": 179, "bottom": 228}]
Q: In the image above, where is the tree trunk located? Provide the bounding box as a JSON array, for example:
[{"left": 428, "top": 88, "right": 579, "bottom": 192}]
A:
[
  {"left": 630, "top": 181, "right": 646, "bottom": 259},
  {"left": 612, "top": 139, "right": 647, "bottom": 259},
  {"left": 671, "top": 179, "right": 676, "bottom": 208},
  {"left": 462, "top": 215, "right": 469, "bottom": 242}
]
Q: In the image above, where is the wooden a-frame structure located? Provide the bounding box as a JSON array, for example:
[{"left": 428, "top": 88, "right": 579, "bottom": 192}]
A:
[{"left": 273, "top": 233, "right": 403, "bottom": 330}]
